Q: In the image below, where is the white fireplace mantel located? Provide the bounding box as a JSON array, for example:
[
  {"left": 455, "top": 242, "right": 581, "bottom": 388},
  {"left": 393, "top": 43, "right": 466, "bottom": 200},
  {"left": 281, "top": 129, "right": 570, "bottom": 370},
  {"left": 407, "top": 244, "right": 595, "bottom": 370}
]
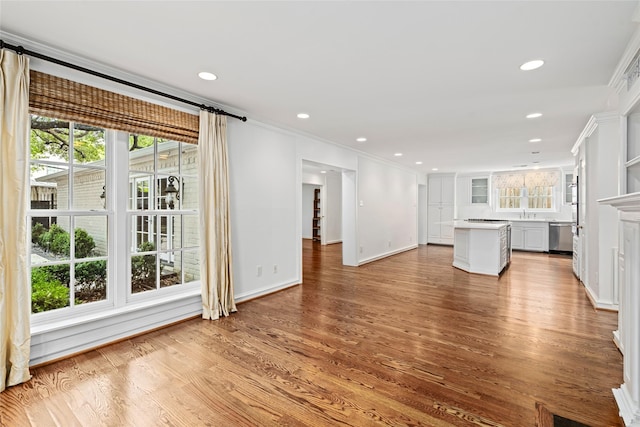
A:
[{"left": 600, "top": 192, "right": 640, "bottom": 426}]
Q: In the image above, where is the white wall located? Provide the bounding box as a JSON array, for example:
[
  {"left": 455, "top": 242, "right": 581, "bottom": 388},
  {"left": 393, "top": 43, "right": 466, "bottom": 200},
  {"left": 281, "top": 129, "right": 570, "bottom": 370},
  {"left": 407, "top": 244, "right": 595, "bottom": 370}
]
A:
[
  {"left": 325, "top": 172, "right": 342, "bottom": 244},
  {"left": 302, "top": 184, "right": 320, "bottom": 239},
  {"left": 228, "top": 121, "right": 300, "bottom": 302},
  {"left": 357, "top": 156, "right": 418, "bottom": 262}
]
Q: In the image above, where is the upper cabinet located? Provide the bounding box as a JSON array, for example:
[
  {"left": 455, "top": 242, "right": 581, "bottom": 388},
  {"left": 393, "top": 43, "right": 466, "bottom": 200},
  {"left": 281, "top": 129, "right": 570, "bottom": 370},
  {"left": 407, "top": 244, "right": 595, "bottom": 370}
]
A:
[
  {"left": 428, "top": 174, "right": 455, "bottom": 206},
  {"left": 471, "top": 177, "right": 489, "bottom": 204}
]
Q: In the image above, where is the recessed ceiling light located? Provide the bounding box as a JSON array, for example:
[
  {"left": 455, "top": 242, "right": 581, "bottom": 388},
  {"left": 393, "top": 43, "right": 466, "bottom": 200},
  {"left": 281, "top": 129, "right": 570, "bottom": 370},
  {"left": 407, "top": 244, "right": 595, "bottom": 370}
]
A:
[
  {"left": 415, "top": 161, "right": 423, "bottom": 165},
  {"left": 526, "top": 113, "right": 542, "bottom": 119},
  {"left": 529, "top": 138, "right": 542, "bottom": 143},
  {"left": 320, "top": 170, "right": 327, "bottom": 174},
  {"left": 520, "top": 60, "right": 544, "bottom": 71},
  {"left": 198, "top": 71, "right": 217, "bottom": 81},
  {"left": 356, "top": 137, "right": 367, "bottom": 142},
  {"left": 531, "top": 151, "right": 540, "bottom": 154},
  {"left": 394, "top": 153, "right": 403, "bottom": 157},
  {"left": 432, "top": 168, "right": 439, "bottom": 171},
  {"left": 532, "top": 161, "right": 540, "bottom": 164},
  {"left": 297, "top": 113, "right": 310, "bottom": 119}
]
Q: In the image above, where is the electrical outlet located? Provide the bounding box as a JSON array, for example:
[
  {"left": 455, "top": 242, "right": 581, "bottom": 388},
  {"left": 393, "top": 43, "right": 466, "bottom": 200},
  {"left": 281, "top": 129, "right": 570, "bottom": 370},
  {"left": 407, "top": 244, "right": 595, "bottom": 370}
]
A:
[
  {"left": 273, "top": 265, "right": 278, "bottom": 274},
  {"left": 257, "top": 265, "right": 262, "bottom": 277}
]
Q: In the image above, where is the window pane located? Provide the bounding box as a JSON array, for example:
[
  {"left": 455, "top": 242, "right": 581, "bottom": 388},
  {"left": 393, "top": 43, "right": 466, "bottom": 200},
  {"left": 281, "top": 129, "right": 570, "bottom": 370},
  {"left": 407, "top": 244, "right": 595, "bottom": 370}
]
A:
[
  {"left": 75, "top": 216, "right": 107, "bottom": 258},
  {"left": 157, "top": 139, "right": 179, "bottom": 175},
  {"left": 181, "top": 143, "right": 198, "bottom": 175},
  {"left": 160, "top": 251, "right": 181, "bottom": 288},
  {"left": 73, "top": 168, "right": 106, "bottom": 210},
  {"left": 129, "top": 134, "right": 155, "bottom": 172},
  {"left": 31, "top": 264, "right": 70, "bottom": 313},
  {"left": 131, "top": 253, "right": 157, "bottom": 294},
  {"left": 157, "top": 175, "right": 181, "bottom": 211},
  {"left": 31, "top": 163, "right": 68, "bottom": 210},
  {"left": 181, "top": 175, "right": 198, "bottom": 210},
  {"left": 75, "top": 260, "right": 107, "bottom": 305},
  {"left": 159, "top": 215, "right": 180, "bottom": 250},
  {"left": 183, "top": 215, "right": 199, "bottom": 248},
  {"left": 31, "top": 218, "right": 71, "bottom": 261},
  {"left": 183, "top": 249, "right": 200, "bottom": 283},
  {"left": 129, "top": 174, "right": 153, "bottom": 210},
  {"left": 30, "top": 115, "right": 70, "bottom": 161},
  {"left": 132, "top": 215, "right": 156, "bottom": 252},
  {"left": 73, "top": 124, "right": 105, "bottom": 164}
]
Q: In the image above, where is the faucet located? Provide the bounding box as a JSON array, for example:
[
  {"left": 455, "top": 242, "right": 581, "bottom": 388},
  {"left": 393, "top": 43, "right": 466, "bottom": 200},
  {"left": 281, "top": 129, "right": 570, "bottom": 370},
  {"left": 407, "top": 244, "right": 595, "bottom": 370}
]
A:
[{"left": 521, "top": 209, "right": 526, "bottom": 219}]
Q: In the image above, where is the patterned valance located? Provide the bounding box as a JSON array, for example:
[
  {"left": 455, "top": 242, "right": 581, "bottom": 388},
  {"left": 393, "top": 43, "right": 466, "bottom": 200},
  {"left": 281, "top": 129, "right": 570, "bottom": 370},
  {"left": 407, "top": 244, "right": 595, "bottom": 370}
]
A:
[
  {"left": 493, "top": 173, "right": 525, "bottom": 189},
  {"left": 493, "top": 169, "right": 561, "bottom": 189},
  {"left": 524, "top": 170, "right": 560, "bottom": 188}
]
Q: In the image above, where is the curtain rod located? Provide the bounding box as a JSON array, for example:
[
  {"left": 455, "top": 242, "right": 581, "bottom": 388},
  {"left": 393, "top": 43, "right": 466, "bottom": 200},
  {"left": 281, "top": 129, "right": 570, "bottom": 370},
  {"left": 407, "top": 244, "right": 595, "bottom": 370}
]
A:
[{"left": 0, "top": 39, "right": 247, "bottom": 122}]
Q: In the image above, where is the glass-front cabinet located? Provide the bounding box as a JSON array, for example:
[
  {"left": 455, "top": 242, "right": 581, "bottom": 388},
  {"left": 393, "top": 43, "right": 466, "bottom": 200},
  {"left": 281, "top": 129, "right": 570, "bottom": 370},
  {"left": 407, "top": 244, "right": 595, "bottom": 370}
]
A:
[{"left": 471, "top": 177, "right": 488, "bottom": 204}]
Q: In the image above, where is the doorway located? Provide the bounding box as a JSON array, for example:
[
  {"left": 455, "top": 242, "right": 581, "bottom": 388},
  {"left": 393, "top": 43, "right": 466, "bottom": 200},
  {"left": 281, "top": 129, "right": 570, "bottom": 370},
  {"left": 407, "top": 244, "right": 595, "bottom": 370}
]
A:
[{"left": 300, "top": 160, "right": 357, "bottom": 275}]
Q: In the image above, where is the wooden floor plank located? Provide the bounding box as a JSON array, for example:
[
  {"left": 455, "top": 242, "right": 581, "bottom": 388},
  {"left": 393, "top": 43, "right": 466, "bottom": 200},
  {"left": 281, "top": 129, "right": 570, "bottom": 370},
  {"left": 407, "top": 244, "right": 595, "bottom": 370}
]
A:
[{"left": 0, "top": 242, "right": 623, "bottom": 426}]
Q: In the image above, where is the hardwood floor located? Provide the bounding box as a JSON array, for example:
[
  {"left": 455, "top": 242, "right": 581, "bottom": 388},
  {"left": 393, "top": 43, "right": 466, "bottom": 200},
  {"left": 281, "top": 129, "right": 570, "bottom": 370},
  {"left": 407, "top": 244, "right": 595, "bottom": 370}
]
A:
[{"left": 1, "top": 242, "right": 623, "bottom": 426}]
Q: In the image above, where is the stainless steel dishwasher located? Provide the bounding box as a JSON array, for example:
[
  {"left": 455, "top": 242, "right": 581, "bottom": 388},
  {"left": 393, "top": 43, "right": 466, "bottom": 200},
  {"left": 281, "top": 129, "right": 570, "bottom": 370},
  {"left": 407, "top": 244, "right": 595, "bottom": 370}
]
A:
[{"left": 549, "top": 222, "right": 573, "bottom": 254}]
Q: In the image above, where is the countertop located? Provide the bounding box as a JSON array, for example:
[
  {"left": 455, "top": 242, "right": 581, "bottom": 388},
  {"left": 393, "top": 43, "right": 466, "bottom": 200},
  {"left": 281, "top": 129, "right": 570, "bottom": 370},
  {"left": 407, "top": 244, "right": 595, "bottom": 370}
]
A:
[{"left": 452, "top": 220, "right": 510, "bottom": 230}]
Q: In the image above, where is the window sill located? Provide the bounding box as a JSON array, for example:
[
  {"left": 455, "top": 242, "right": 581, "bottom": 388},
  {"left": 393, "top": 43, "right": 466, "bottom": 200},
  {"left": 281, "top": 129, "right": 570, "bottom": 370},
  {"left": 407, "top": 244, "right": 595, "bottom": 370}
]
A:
[
  {"left": 31, "top": 286, "right": 201, "bottom": 336},
  {"left": 30, "top": 287, "right": 202, "bottom": 365}
]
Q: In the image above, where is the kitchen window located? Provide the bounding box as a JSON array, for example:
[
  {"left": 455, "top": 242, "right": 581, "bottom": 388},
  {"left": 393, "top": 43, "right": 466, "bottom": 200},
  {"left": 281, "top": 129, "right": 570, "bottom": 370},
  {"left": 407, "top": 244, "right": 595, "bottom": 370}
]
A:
[
  {"left": 493, "top": 169, "right": 560, "bottom": 212},
  {"left": 498, "top": 187, "right": 522, "bottom": 209}
]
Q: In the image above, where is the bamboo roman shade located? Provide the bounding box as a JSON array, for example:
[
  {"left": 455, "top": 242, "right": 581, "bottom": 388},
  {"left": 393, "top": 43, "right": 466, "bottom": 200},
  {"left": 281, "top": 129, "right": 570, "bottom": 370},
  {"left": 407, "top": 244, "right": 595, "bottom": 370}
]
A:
[{"left": 29, "top": 70, "right": 199, "bottom": 144}]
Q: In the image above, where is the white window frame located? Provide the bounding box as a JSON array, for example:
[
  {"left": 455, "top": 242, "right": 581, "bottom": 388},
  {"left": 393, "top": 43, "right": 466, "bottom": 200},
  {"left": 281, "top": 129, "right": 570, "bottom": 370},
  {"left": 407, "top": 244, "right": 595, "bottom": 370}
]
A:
[
  {"left": 29, "top": 126, "right": 200, "bottom": 329},
  {"left": 494, "top": 186, "right": 559, "bottom": 213}
]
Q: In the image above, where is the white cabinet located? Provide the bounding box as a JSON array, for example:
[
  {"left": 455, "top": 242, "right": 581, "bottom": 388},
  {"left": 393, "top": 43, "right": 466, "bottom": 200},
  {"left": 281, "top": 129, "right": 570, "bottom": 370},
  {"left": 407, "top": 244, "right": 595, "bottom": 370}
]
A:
[
  {"left": 428, "top": 174, "right": 455, "bottom": 245},
  {"left": 471, "top": 177, "right": 489, "bottom": 204},
  {"left": 452, "top": 222, "right": 510, "bottom": 276},
  {"left": 510, "top": 221, "right": 548, "bottom": 252}
]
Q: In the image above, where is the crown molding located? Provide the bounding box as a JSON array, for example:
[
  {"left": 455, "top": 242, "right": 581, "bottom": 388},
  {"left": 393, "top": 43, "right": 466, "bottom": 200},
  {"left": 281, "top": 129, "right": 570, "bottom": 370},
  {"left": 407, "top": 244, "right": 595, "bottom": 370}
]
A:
[
  {"left": 610, "top": 25, "right": 640, "bottom": 90},
  {"left": 571, "top": 111, "right": 619, "bottom": 155}
]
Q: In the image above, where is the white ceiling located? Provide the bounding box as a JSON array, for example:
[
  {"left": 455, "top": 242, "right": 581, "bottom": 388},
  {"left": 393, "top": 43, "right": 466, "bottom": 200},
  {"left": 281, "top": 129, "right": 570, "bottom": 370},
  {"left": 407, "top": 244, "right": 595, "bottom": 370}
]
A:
[{"left": 1, "top": 1, "right": 638, "bottom": 173}]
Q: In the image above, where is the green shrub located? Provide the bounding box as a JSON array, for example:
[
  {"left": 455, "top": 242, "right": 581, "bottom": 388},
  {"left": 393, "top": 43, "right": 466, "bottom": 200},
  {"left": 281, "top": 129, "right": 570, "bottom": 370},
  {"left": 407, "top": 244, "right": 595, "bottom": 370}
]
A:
[
  {"left": 39, "top": 224, "right": 70, "bottom": 256},
  {"left": 75, "top": 260, "right": 107, "bottom": 303},
  {"left": 42, "top": 264, "right": 70, "bottom": 285},
  {"left": 31, "top": 267, "right": 69, "bottom": 313},
  {"left": 132, "top": 241, "right": 156, "bottom": 291},
  {"left": 36, "top": 225, "right": 97, "bottom": 259},
  {"left": 74, "top": 228, "right": 96, "bottom": 258},
  {"left": 31, "top": 222, "right": 46, "bottom": 244}
]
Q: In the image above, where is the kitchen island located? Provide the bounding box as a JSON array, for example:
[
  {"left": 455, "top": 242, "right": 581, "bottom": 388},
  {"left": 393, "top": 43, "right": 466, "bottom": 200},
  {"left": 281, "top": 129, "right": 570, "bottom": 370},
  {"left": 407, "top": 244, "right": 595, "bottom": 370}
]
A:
[{"left": 452, "top": 220, "right": 511, "bottom": 276}]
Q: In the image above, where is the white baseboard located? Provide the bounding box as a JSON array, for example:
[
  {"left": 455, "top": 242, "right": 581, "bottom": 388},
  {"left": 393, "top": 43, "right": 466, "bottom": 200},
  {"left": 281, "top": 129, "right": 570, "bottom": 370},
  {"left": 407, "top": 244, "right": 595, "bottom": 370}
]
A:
[
  {"left": 614, "top": 384, "right": 640, "bottom": 426},
  {"left": 325, "top": 239, "right": 342, "bottom": 245},
  {"left": 234, "top": 279, "right": 301, "bottom": 303},
  {"left": 583, "top": 283, "right": 619, "bottom": 311},
  {"left": 358, "top": 244, "right": 418, "bottom": 266}
]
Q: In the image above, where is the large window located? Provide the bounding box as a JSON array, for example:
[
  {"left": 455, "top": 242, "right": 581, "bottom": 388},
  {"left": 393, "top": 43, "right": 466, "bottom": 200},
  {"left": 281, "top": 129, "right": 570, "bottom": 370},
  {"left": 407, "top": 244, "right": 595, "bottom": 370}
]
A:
[
  {"left": 496, "top": 186, "right": 555, "bottom": 211},
  {"left": 27, "top": 116, "right": 200, "bottom": 317}
]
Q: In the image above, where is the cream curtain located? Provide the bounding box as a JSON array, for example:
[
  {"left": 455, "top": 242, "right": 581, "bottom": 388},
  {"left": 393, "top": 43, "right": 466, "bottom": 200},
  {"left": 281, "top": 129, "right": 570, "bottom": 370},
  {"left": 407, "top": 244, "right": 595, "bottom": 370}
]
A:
[
  {"left": 198, "top": 111, "right": 236, "bottom": 320},
  {"left": 0, "top": 50, "right": 31, "bottom": 392}
]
